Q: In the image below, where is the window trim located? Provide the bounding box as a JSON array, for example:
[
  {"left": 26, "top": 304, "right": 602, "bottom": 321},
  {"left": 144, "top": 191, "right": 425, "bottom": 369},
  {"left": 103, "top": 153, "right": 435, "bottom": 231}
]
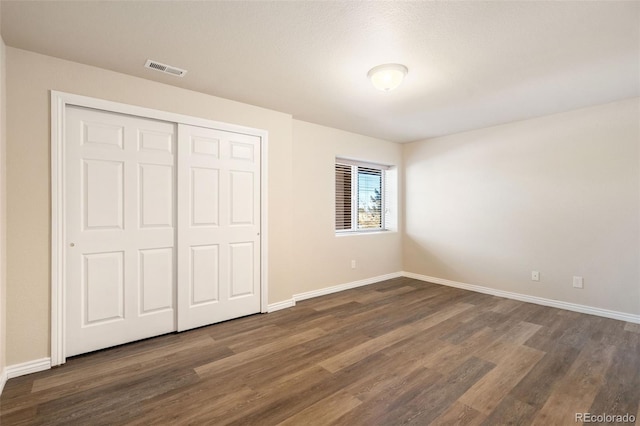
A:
[{"left": 335, "top": 158, "right": 390, "bottom": 234}]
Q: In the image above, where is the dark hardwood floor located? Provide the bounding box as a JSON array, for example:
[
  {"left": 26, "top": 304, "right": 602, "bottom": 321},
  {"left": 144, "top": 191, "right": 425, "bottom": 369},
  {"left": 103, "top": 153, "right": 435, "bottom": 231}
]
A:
[{"left": 2, "top": 277, "right": 639, "bottom": 425}]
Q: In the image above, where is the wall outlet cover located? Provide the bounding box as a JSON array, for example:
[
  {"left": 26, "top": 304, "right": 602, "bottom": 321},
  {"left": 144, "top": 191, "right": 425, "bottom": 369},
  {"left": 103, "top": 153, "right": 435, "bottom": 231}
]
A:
[{"left": 573, "top": 276, "right": 584, "bottom": 288}]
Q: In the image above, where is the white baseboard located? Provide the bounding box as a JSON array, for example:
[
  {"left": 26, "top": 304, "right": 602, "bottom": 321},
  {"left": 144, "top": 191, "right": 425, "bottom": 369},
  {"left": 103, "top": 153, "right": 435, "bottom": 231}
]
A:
[
  {"left": 293, "top": 272, "right": 403, "bottom": 302},
  {"left": 267, "top": 299, "right": 296, "bottom": 313},
  {"left": 5, "top": 357, "right": 51, "bottom": 380},
  {"left": 0, "top": 367, "right": 6, "bottom": 396},
  {"left": 267, "top": 272, "right": 404, "bottom": 313},
  {"left": 270, "top": 269, "right": 640, "bottom": 324},
  {"left": 402, "top": 271, "right": 640, "bottom": 324}
]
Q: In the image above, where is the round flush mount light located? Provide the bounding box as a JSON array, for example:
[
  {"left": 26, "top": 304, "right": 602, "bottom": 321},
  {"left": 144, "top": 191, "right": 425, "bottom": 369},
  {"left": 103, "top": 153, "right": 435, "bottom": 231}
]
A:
[{"left": 367, "top": 63, "right": 408, "bottom": 91}]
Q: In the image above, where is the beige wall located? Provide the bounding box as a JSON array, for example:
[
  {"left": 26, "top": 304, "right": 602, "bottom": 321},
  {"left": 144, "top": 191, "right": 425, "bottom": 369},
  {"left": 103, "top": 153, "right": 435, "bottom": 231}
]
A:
[
  {"left": 292, "top": 120, "right": 403, "bottom": 294},
  {"left": 5, "top": 47, "right": 295, "bottom": 365},
  {"left": 404, "top": 98, "right": 640, "bottom": 315}
]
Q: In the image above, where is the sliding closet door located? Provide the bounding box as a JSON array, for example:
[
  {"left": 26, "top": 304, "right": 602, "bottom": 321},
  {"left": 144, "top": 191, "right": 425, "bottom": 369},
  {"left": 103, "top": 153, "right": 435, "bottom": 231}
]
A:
[
  {"left": 177, "top": 124, "right": 261, "bottom": 331},
  {"left": 65, "top": 106, "right": 176, "bottom": 357},
  {"left": 63, "top": 103, "right": 263, "bottom": 358}
]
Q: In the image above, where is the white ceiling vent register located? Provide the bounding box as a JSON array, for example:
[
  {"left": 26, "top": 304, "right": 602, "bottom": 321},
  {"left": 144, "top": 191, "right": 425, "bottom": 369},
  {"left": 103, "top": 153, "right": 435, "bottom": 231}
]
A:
[{"left": 144, "top": 59, "right": 187, "bottom": 77}]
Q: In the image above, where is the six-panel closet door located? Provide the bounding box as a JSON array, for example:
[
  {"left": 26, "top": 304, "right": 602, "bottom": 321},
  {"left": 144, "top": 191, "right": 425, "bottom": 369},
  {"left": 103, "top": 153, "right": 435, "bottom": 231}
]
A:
[
  {"left": 65, "top": 106, "right": 177, "bottom": 357},
  {"left": 176, "top": 124, "right": 261, "bottom": 331},
  {"left": 64, "top": 106, "right": 261, "bottom": 357}
]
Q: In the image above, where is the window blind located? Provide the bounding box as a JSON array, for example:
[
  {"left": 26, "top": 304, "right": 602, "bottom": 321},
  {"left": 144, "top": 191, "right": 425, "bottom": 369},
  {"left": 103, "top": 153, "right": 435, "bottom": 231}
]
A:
[{"left": 335, "top": 163, "right": 352, "bottom": 230}]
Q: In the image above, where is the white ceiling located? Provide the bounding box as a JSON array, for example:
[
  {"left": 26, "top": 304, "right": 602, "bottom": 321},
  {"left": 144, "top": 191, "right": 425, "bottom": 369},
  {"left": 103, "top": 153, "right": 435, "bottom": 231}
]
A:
[{"left": 1, "top": 1, "right": 639, "bottom": 143}]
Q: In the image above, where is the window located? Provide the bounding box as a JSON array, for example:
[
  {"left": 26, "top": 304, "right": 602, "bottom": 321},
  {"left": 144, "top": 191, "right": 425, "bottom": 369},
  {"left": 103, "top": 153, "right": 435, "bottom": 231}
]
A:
[{"left": 335, "top": 159, "right": 394, "bottom": 233}]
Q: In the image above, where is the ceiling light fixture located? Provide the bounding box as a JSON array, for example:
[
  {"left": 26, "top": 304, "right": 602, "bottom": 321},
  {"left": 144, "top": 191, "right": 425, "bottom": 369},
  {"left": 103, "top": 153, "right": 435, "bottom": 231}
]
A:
[{"left": 367, "top": 63, "right": 408, "bottom": 91}]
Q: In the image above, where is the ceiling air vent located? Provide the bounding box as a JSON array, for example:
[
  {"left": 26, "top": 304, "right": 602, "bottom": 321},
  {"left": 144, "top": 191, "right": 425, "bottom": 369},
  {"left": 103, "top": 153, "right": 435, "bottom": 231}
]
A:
[{"left": 144, "top": 59, "right": 187, "bottom": 77}]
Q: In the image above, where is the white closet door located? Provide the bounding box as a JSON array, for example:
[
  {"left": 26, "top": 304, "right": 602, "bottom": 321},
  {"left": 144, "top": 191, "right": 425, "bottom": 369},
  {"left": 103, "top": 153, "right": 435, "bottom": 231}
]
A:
[
  {"left": 65, "top": 106, "right": 176, "bottom": 357},
  {"left": 177, "top": 124, "right": 261, "bottom": 331}
]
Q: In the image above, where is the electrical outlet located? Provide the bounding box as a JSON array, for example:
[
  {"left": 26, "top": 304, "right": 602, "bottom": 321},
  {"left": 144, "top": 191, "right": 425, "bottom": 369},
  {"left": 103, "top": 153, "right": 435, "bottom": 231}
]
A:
[
  {"left": 351, "top": 260, "right": 356, "bottom": 269},
  {"left": 531, "top": 271, "right": 540, "bottom": 281},
  {"left": 573, "top": 276, "right": 583, "bottom": 289}
]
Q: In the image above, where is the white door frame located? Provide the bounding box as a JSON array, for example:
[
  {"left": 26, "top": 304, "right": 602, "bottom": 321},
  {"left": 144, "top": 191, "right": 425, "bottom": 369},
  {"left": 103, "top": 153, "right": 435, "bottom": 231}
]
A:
[{"left": 50, "top": 91, "right": 269, "bottom": 366}]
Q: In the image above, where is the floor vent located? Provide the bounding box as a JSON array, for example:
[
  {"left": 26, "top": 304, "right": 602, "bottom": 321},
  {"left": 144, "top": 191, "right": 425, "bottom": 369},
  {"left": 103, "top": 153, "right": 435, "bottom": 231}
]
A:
[{"left": 144, "top": 60, "right": 187, "bottom": 77}]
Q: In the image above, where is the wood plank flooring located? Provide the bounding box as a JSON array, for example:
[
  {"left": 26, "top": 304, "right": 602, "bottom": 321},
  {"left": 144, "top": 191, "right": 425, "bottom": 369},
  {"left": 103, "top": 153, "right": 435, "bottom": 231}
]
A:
[{"left": 2, "top": 277, "right": 639, "bottom": 425}]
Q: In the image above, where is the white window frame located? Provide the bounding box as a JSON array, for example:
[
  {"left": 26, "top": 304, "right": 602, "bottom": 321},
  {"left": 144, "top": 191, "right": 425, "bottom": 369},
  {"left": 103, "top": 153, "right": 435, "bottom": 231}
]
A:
[{"left": 335, "top": 158, "right": 390, "bottom": 234}]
